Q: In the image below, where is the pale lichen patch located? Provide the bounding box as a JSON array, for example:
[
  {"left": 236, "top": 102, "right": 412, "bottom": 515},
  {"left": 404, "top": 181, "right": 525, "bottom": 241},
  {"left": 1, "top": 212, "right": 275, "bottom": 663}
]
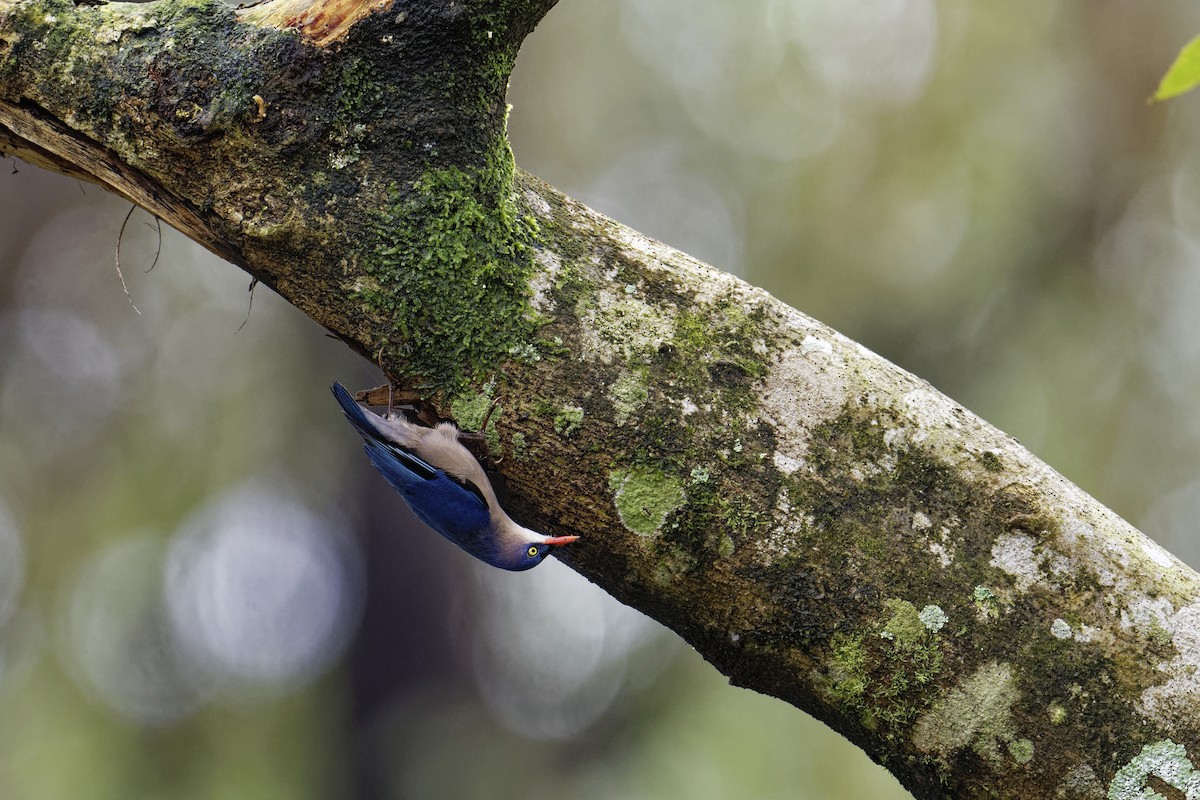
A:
[
  {"left": 919, "top": 605, "right": 948, "bottom": 632},
  {"left": 1051, "top": 618, "right": 1074, "bottom": 640},
  {"left": 973, "top": 585, "right": 1000, "bottom": 620},
  {"left": 528, "top": 248, "right": 564, "bottom": 313},
  {"left": 1062, "top": 764, "right": 1101, "bottom": 798},
  {"left": 607, "top": 370, "right": 649, "bottom": 427},
  {"left": 758, "top": 342, "right": 852, "bottom": 475},
  {"left": 1107, "top": 740, "right": 1200, "bottom": 800},
  {"left": 1122, "top": 595, "right": 1175, "bottom": 635},
  {"left": 523, "top": 188, "right": 553, "bottom": 220},
  {"left": 717, "top": 534, "right": 735, "bottom": 558},
  {"left": 609, "top": 467, "right": 685, "bottom": 539},
  {"left": 989, "top": 521, "right": 1074, "bottom": 593},
  {"left": 929, "top": 539, "right": 953, "bottom": 567},
  {"left": 1073, "top": 624, "right": 1101, "bottom": 644},
  {"left": 1140, "top": 600, "right": 1200, "bottom": 729},
  {"left": 449, "top": 387, "right": 501, "bottom": 450},
  {"left": 912, "top": 662, "right": 1022, "bottom": 768},
  {"left": 509, "top": 432, "right": 527, "bottom": 461},
  {"left": 755, "top": 487, "right": 807, "bottom": 563},
  {"left": 1058, "top": 515, "right": 1120, "bottom": 589},
  {"left": 772, "top": 451, "right": 802, "bottom": 475},
  {"left": 990, "top": 532, "right": 1040, "bottom": 592},
  {"left": 576, "top": 290, "right": 676, "bottom": 365}
]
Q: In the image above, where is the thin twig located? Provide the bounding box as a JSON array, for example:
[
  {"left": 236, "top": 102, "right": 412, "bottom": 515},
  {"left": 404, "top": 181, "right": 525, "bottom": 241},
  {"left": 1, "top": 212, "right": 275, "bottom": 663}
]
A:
[
  {"left": 479, "top": 396, "right": 502, "bottom": 433},
  {"left": 235, "top": 278, "right": 259, "bottom": 333},
  {"left": 143, "top": 216, "right": 162, "bottom": 272},
  {"left": 115, "top": 204, "right": 142, "bottom": 315}
]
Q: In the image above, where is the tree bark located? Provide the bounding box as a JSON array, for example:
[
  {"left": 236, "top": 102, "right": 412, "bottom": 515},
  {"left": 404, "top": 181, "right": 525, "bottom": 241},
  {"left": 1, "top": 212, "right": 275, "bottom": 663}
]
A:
[{"left": 3, "top": 0, "right": 1199, "bottom": 797}]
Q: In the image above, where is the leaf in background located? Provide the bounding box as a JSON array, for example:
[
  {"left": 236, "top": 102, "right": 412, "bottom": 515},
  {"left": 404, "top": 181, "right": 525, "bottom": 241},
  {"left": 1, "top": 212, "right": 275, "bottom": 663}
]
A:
[{"left": 1154, "top": 34, "right": 1200, "bottom": 101}]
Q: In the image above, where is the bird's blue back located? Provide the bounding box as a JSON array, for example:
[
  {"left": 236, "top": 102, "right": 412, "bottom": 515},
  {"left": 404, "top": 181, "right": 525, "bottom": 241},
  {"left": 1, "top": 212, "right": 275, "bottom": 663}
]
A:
[
  {"left": 332, "top": 384, "right": 493, "bottom": 548},
  {"left": 360, "top": 439, "right": 492, "bottom": 543}
]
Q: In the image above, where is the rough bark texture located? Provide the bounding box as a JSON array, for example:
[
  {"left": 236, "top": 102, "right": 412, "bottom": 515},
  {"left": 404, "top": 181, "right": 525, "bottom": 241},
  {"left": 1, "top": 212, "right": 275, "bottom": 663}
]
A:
[{"left": 3, "top": 0, "right": 1200, "bottom": 797}]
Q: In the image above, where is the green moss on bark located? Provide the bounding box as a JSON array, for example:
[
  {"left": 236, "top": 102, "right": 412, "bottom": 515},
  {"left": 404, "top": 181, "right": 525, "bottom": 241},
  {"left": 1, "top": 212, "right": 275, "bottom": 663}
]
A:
[
  {"left": 819, "top": 599, "right": 946, "bottom": 738},
  {"left": 361, "top": 142, "right": 540, "bottom": 390}
]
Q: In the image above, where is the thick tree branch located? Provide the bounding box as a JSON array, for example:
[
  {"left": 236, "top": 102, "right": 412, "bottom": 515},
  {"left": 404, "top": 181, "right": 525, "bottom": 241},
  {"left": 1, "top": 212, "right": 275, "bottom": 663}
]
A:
[{"left": 3, "top": 0, "right": 1199, "bottom": 797}]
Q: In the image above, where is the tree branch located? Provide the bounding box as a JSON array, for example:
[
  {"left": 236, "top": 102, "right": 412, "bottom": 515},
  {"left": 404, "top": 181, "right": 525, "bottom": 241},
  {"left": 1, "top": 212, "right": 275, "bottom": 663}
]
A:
[{"left": 3, "top": 0, "right": 1198, "bottom": 797}]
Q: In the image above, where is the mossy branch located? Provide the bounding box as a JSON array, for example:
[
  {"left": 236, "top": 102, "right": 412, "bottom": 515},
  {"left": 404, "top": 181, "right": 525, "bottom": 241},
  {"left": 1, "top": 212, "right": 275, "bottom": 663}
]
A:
[{"left": 4, "top": 0, "right": 1200, "bottom": 798}]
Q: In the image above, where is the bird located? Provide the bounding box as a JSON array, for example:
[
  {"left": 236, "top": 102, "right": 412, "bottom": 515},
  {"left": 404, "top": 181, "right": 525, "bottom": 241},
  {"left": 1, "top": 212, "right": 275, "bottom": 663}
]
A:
[{"left": 332, "top": 382, "right": 579, "bottom": 570}]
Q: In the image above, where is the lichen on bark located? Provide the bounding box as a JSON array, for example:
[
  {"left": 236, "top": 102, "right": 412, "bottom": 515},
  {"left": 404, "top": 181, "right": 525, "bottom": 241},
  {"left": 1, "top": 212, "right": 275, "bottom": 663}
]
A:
[{"left": 6, "top": 0, "right": 1200, "bottom": 797}]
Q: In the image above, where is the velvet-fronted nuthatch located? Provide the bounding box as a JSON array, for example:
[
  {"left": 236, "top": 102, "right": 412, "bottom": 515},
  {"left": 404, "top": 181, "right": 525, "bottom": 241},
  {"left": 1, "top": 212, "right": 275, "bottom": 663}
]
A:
[{"left": 332, "top": 383, "right": 578, "bottom": 570}]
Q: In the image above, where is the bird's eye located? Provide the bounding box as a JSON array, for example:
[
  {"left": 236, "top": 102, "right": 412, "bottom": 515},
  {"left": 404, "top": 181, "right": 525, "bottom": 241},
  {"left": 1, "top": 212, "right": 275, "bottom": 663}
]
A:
[{"left": 527, "top": 546, "right": 539, "bottom": 558}]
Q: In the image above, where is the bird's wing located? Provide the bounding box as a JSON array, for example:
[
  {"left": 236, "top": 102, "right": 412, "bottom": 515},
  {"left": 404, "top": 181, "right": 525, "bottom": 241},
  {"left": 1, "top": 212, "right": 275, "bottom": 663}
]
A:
[
  {"left": 332, "top": 383, "right": 490, "bottom": 510},
  {"left": 412, "top": 424, "right": 501, "bottom": 511}
]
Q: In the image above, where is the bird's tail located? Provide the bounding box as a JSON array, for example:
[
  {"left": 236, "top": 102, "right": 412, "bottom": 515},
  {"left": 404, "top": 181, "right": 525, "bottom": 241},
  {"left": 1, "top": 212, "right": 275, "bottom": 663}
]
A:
[
  {"left": 332, "top": 382, "right": 437, "bottom": 489},
  {"left": 331, "top": 382, "right": 386, "bottom": 444}
]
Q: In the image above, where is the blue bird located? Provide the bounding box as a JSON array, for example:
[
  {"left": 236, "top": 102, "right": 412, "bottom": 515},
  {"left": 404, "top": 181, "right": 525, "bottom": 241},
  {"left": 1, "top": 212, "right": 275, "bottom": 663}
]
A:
[{"left": 332, "top": 382, "right": 579, "bottom": 570}]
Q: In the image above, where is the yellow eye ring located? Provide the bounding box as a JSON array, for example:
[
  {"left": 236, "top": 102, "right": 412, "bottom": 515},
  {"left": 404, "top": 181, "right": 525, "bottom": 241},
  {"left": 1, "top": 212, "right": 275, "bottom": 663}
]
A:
[{"left": 527, "top": 546, "right": 539, "bottom": 558}]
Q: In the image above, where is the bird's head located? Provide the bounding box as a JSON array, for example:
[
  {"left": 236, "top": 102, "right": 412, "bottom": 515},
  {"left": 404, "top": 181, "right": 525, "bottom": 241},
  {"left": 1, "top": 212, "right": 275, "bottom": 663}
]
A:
[{"left": 494, "top": 532, "right": 580, "bottom": 571}]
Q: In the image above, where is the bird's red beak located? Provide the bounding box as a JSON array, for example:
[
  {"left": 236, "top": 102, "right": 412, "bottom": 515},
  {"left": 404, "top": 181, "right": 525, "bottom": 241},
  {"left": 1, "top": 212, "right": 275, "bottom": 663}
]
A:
[{"left": 542, "top": 535, "right": 580, "bottom": 547}]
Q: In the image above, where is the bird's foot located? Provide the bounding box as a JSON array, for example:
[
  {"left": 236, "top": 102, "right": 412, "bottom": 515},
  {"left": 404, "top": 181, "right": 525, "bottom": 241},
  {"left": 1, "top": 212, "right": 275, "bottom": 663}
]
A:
[{"left": 458, "top": 396, "right": 503, "bottom": 464}]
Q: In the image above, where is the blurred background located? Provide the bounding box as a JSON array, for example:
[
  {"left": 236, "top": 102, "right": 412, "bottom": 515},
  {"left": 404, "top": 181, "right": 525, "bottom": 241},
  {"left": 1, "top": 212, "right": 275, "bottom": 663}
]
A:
[{"left": 3, "top": 1, "right": 1200, "bottom": 797}]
